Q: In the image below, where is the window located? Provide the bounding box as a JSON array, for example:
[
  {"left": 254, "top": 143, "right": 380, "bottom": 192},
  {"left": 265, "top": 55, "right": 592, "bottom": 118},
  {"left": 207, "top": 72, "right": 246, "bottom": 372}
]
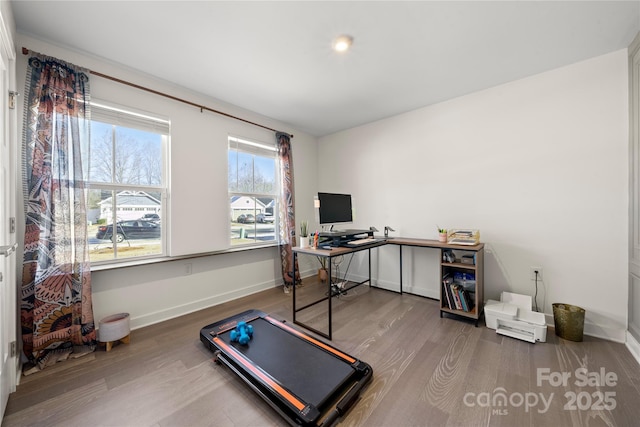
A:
[
  {"left": 228, "top": 136, "right": 278, "bottom": 246},
  {"left": 88, "top": 101, "right": 169, "bottom": 263}
]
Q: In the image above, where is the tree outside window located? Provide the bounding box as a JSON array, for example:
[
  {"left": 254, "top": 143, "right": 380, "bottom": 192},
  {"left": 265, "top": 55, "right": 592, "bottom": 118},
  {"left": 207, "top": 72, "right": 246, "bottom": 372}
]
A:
[
  {"left": 228, "top": 137, "right": 278, "bottom": 245},
  {"left": 87, "top": 102, "right": 168, "bottom": 263}
]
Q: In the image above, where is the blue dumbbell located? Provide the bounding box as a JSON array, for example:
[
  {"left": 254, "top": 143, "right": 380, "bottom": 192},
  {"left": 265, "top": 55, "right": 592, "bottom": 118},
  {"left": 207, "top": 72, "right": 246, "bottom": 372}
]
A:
[{"left": 230, "top": 321, "right": 253, "bottom": 345}]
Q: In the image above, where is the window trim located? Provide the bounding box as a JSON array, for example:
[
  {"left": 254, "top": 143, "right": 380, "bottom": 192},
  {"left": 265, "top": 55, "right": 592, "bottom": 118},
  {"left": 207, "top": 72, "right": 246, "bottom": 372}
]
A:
[
  {"left": 88, "top": 100, "right": 170, "bottom": 265},
  {"left": 228, "top": 135, "right": 279, "bottom": 247},
  {"left": 92, "top": 100, "right": 170, "bottom": 134}
]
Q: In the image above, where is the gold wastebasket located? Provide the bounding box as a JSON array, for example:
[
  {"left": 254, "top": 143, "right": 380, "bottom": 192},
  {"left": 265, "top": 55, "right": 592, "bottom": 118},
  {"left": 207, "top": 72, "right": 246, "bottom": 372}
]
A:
[{"left": 552, "top": 303, "right": 585, "bottom": 342}]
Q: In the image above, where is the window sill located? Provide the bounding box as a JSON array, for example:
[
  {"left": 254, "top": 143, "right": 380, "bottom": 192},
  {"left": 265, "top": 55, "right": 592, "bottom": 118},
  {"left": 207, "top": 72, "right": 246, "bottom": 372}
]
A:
[{"left": 90, "top": 242, "right": 279, "bottom": 272}]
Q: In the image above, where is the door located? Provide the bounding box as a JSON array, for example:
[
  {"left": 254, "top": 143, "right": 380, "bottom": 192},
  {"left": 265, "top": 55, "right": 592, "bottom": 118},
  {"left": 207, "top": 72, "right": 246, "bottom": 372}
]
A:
[
  {"left": 629, "top": 32, "right": 640, "bottom": 345},
  {"left": 0, "top": 17, "right": 17, "bottom": 420}
]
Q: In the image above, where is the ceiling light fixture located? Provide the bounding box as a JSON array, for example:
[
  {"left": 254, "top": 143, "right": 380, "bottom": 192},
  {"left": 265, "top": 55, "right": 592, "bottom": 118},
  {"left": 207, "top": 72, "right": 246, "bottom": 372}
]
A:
[{"left": 332, "top": 35, "right": 353, "bottom": 53}]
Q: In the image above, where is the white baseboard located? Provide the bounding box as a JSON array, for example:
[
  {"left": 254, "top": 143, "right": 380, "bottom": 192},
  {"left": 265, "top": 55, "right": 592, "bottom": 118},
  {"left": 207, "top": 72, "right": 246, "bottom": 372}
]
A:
[
  {"left": 123, "top": 270, "right": 635, "bottom": 352},
  {"left": 127, "top": 279, "right": 277, "bottom": 331},
  {"left": 123, "top": 268, "right": 322, "bottom": 331},
  {"left": 541, "top": 314, "right": 626, "bottom": 343},
  {"left": 626, "top": 331, "right": 640, "bottom": 366},
  {"left": 370, "top": 277, "right": 403, "bottom": 293},
  {"left": 364, "top": 278, "right": 631, "bottom": 343},
  {"left": 353, "top": 274, "right": 439, "bottom": 299}
]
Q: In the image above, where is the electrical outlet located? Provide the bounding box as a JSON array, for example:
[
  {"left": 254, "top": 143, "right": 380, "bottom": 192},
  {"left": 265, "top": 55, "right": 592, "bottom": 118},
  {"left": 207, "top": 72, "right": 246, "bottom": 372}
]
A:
[{"left": 530, "top": 267, "right": 543, "bottom": 281}]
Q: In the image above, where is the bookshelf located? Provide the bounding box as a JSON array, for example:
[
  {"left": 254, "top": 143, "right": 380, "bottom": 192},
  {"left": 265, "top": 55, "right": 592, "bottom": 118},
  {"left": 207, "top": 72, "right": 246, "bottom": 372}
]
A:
[{"left": 439, "top": 245, "right": 484, "bottom": 326}]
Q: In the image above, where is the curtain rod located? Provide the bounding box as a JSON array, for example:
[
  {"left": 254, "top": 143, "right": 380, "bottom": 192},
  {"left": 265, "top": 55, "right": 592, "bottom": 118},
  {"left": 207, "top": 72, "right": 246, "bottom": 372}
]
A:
[{"left": 21, "top": 47, "right": 292, "bottom": 138}]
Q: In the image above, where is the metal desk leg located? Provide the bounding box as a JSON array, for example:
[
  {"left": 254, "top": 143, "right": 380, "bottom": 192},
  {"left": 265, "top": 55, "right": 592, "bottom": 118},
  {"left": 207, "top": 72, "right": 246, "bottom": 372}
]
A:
[
  {"left": 399, "top": 245, "right": 403, "bottom": 294},
  {"left": 328, "top": 255, "right": 332, "bottom": 340},
  {"left": 368, "top": 248, "right": 371, "bottom": 287},
  {"left": 292, "top": 251, "right": 297, "bottom": 323}
]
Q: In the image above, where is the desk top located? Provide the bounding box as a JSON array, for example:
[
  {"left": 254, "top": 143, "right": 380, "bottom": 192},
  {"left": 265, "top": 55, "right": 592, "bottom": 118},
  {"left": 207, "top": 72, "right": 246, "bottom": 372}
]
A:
[
  {"left": 387, "top": 237, "right": 484, "bottom": 251},
  {"left": 293, "top": 239, "right": 387, "bottom": 257},
  {"left": 293, "top": 238, "right": 484, "bottom": 256}
]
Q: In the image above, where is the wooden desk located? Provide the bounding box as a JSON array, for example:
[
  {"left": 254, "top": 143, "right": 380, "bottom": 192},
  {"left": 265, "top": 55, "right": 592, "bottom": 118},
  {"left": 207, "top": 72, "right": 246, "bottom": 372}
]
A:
[
  {"left": 387, "top": 238, "right": 484, "bottom": 326},
  {"left": 292, "top": 238, "right": 484, "bottom": 339},
  {"left": 292, "top": 240, "right": 387, "bottom": 340}
]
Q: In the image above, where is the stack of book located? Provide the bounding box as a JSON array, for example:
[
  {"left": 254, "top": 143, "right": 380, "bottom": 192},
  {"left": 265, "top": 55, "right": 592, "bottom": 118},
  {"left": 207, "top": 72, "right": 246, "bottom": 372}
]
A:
[
  {"left": 442, "top": 274, "right": 475, "bottom": 312},
  {"left": 446, "top": 229, "right": 480, "bottom": 245}
]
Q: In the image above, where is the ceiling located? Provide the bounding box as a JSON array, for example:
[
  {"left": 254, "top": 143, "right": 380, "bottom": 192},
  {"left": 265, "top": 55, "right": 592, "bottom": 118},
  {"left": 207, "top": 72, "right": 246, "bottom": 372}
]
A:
[{"left": 10, "top": 1, "right": 640, "bottom": 137}]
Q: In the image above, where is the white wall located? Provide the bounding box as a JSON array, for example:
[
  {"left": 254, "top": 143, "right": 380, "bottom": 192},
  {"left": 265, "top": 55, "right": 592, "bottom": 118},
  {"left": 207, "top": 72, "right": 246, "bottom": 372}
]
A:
[
  {"left": 14, "top": 35, "right": 630, "bottom": 342},
  {"left": 318, "top": 50, "right": 629, "bottom": 342},
  {"left": 15, "top": 34, "right": 319, "bottom": 330}
]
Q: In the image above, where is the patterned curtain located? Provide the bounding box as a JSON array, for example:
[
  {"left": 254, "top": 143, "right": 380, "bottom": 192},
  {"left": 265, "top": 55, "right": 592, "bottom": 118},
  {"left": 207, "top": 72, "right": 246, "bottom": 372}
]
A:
[
  {"left": 276, "top": 132, "right": 300, "bottom": 292},
  {"left": 21, "top": 52, "right": 96, "bottom": 373}
]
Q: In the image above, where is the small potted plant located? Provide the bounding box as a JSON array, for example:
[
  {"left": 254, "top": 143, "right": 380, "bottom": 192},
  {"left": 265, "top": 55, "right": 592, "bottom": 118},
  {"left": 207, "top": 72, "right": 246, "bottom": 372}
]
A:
[
  {"left": 299, "top": 220, "right": 309, "bottom": 248},
  {"left": 317, "top": 257, "right": 328, "bottom": 282},
  {"left": 438, "top": 226, "right": 448, "bottom": 243}
]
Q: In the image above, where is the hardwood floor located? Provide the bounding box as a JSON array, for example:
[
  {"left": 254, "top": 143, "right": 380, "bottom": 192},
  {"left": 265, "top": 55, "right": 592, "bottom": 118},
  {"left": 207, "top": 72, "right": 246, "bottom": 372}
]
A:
[{"left": 3, "top": 281, "right": 640, "bottom": 426}]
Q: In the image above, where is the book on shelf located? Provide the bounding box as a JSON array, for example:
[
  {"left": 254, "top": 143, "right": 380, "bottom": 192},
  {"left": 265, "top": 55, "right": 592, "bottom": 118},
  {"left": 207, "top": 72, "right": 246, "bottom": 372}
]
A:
[
  {"left": 442, "top": 275, "right": 455, "bottom": 309},
  {"left": 452, "top": 286, "right": 463, "bottom": 310},
  {"left": 442, "top": 282, "right": 453, "bottom": 309},
  {"left": 462, "top": 288, "right": 475, "bottom": 311},
  {"left": 446, "top": 283, "right": 474, "bottom": 312},
  {"left": 454, "top": 284, "right": 468, "bottom": 311},
  {"left": 443, "top": 274, "right": 475, "bottom": 312}
]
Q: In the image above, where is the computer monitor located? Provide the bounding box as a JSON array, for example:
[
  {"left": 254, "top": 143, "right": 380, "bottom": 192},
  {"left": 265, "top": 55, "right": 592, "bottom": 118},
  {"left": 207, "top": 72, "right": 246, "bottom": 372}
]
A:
[{"left": 317, "top": 192, "right": 353, "bottom": 225}]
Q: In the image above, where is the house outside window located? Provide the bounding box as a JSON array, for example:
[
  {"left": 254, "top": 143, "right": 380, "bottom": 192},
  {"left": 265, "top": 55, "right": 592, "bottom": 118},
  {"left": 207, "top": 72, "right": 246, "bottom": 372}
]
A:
[
  {"left": 87, "top": 101, "right": 169, "bottom": 263},
  {"left": 228, "top": 136, "right": 278, "bottom": 246}
]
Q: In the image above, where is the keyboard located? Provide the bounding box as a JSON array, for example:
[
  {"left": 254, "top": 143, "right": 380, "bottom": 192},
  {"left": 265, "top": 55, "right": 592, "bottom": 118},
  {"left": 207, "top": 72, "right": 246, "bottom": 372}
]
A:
[{"left": 346, "top": 238, "right": 382, "bottom": 246}]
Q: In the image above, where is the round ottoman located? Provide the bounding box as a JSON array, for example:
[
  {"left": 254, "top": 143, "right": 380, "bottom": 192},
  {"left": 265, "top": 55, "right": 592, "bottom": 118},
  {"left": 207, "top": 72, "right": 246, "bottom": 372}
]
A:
[{"left": 99, "top": 313, "right": 131, "bottom": 351}]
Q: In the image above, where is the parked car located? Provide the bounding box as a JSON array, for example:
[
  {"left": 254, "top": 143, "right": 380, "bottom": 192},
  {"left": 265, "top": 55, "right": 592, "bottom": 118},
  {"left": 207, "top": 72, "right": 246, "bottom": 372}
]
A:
[
  {"left": 140, "top": 213, "right": 160, "bottom": 222},
  {"left": 256, "top": 213, "right": 275, "bottom": 223},
  {"left": 236, "top": 214, "right": 255, "bottom": 224},
  {"left": 96, "top": 220, "right": 161, "bottom": 243}
]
